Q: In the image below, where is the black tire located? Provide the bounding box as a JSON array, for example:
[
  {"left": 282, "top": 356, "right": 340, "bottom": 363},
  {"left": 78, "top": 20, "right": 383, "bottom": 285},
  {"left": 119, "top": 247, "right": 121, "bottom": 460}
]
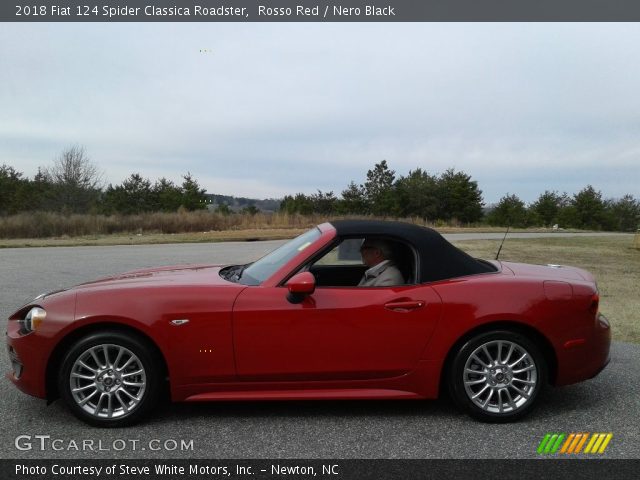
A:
[
  {"left": 58, "top": 330, "right": 161, "bottom": 427},
  {"left": 448, "top": 330, "right": 546, "bottom": 423}
]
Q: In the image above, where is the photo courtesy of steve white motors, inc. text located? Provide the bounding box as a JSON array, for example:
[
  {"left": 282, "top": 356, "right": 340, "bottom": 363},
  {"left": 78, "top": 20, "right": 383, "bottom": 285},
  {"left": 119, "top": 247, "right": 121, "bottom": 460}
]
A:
[{"left": 15, "top": 463, "right": 338, "bottom": 477}]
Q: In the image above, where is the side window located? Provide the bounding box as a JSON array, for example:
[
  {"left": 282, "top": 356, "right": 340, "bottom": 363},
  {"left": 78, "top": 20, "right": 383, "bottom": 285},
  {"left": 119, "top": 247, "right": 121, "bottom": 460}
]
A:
[
  {"left": 307, "top": 238, "right": 367, "bottom": 287},
  {"left": 307, "top": 237, "right": 416, "bottom": 287},
  {"left": 314, "top": 238, "right": 364, "bottom": 266}
]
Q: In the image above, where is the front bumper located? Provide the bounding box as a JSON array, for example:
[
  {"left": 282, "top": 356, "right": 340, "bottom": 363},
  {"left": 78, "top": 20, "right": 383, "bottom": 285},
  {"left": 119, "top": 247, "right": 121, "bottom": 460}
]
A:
[{"left": 5, "top": 320, "right": 48, "bottom": 399}]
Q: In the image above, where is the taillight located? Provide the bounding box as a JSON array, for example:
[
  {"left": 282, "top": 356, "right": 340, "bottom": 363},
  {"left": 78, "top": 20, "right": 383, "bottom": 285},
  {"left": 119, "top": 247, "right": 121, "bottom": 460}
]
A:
[{"left": 589, "top": 293, "right": 600, "bottom": 317}]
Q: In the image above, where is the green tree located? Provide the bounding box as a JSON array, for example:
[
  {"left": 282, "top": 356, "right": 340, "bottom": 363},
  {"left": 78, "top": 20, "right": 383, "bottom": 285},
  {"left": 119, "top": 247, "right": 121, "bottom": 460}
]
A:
[
  {"left": 608, "top": 194, "right": 640, "bottom": 232},
  {"left": 436, "top": 168, "right": 484, "bottom": 223},
  {"left": 1, "top": 166, "right": 57, "bottom": 214},
  {"left": 153, "top": 178, "right": 183, "bottom": 212},
  {"left": 487, "top": 194, "right": 529, "bottom": 227},
  {"left": 280, "top": 195, "right": 295, "bottom": 214},
  {"left": 557, "top": 204, "right": 579, "bottom": 228},
  {"left": 337, "top": 181, "right": 367, "bottom": 215},
  {"left": 573, "top": 185, "right": 607, "bottom": 230},
  {"left": 364, "top": 160, "right": 396, "bottom": 216},
  {"left": 310, "top": 190, "right": 337, "bottom": 215},
  {"left": 0, "top": 165, "right": 27, "bottom": 214},
  {"left": 393, "top": 168, "right": 439, "bottom": 220},
  {"left": 29, "top": 168, "right": 56, "bottom": 212},
  {"left": 101, "top": 173, "right": 154, "bottom": 214},
  {"left": 180, "top": 172, "right": 207, "bottom": 211},
  {"left": 530, "top": 190, "right": 564, "bottom": 227},
  {"left": 280, "top": 193, "right": 314, "bottom": 215},
  {"left": 100, "top": 184, "right": 123, "bottom": 214}
]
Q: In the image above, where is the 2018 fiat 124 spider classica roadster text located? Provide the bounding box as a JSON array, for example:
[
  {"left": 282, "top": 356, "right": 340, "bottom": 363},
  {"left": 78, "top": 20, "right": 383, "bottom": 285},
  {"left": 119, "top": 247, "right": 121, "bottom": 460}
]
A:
[{"left": 6, "top": 220, "right": 610, "bottom": 427}]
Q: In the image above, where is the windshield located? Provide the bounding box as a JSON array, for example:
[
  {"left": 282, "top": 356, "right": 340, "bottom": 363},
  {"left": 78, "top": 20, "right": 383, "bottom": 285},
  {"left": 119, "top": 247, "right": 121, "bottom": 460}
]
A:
[{"left": 238, "top": 228, "right": 321, "bottom": 285}]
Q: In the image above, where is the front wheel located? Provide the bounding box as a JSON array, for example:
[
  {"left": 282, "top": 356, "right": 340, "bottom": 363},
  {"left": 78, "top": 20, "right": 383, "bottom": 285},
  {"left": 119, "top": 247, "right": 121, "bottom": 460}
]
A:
[
  {"left": 58, "top": 331, "right": 161, "bottom": 427},
  {"left": 449, "top": 330, "right": 546, "bottom": 422}
]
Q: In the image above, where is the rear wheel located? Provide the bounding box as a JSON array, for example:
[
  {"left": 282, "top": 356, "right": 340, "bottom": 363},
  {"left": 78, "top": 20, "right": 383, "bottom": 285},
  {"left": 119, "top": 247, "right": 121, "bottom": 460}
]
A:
[
  {"left": 58, "top": 331, "right": 160, "bottom": 427},
  {"left": 449, "top": 330, "right": 545, "bottom": 422}
]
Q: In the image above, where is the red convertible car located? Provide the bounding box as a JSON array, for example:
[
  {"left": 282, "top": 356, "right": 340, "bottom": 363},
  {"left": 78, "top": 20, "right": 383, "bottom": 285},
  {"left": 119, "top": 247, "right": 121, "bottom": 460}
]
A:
[{"left": 6, "top": 220, "right": 610, "bottom": 426}]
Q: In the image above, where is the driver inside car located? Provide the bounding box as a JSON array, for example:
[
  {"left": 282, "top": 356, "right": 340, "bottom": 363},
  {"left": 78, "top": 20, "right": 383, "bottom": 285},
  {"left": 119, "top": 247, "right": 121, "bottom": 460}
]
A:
[{"left": 358, "top": 238, "right": 405, "bottom": 287}]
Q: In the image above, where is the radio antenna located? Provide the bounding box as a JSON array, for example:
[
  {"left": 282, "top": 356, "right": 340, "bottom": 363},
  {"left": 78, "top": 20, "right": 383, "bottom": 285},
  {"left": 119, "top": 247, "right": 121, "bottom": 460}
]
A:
[{"left": 495, "top": 226, "right": 510, "bottom": 260}]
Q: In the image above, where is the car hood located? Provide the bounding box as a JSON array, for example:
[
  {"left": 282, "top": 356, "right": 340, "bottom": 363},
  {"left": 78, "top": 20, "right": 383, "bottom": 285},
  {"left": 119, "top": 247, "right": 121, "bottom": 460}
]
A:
[
  {"left": 73, "top": 264, "right": 234, "bottom": 290},
  {"left": 501, "top": 261, "right": 594, "bottom": 282}
]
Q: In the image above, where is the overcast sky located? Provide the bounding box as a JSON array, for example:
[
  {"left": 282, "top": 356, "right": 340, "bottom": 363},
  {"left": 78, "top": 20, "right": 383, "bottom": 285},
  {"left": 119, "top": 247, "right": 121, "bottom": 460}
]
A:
[{"left": 1, "top": 23, "right": 638, "bottom": 203}]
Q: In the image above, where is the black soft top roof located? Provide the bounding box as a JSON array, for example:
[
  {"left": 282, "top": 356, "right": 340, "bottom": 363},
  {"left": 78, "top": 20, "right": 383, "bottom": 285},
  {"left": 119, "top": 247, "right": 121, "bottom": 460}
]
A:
[{"left": 330, "top": 220, "right": 495, "bottom": 283}]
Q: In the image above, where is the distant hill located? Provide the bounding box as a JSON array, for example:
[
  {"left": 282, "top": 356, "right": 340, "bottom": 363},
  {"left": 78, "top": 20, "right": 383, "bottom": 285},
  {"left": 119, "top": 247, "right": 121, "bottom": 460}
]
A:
[{"left": 203, "top": 194, "right": 281, "bottom": 212}]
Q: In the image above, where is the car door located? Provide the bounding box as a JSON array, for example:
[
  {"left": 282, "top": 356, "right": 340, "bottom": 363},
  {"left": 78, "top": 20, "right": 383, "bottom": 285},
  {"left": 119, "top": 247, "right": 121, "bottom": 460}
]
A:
[{"left": 232, "top": 284, "right": 442, "bottom": 381}]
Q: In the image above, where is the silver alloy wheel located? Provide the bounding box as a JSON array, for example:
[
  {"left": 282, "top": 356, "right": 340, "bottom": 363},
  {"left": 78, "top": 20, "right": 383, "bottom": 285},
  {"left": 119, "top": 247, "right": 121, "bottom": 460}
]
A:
[
  {"left": 69, "top": 344, "right": 147, "bottom": 419},
  {"left": 462, "top": 340, "right": 538, "bottom": 414}
]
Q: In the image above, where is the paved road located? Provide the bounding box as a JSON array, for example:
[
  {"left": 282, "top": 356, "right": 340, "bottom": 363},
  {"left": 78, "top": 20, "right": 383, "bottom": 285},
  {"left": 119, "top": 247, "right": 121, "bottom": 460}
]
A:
[{"left": 1, "top": 235, "right": 637, "bottom": 459}]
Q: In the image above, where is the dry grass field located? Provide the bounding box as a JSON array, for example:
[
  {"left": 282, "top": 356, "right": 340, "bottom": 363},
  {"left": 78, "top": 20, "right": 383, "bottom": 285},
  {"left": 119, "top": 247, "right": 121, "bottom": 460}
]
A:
[
  {"left": 453, "top": 236, "right": 640, "bottom": 344},
  {"left": 0, "top": 211, "right": 587, "bottom": 247},
  {"left": 0, "top": 229, "right": 310, "bottom": 248},
  {"left": 0, "top": 226, "right": 588, "bottom": 248}
]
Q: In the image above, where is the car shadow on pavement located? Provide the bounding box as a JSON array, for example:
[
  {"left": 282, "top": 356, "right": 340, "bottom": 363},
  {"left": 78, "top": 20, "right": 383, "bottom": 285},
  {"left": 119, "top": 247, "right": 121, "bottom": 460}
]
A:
[{"left": 155, "top": 397, "right": 460, "bottom": 422}]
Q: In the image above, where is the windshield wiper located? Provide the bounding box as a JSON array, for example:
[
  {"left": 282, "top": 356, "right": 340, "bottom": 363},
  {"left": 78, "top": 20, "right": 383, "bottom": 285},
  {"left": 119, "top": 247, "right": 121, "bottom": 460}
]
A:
[
  {"left": 220, "top": 263, "right": 255, "bottom": 284},
  {"left": 221, "top": 264, "right": 243, "bottom": 282},
  {"left": 235, "top": 264, "right": 247, "bottom": 281}
]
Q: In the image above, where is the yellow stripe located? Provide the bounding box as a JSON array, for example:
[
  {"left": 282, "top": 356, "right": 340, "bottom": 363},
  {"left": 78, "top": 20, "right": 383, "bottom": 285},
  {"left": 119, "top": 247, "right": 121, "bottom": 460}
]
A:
[
  {"left": 560, "top": 434, "right": 575, "bottom": 454},
  {"left": 575, "top": 433, "right": 589, "bottom": 454},
  {"left": 568, "top": 434, "right": 582, "bottom": 454},
  {"left": 598, "top": 434, "right": 613, "bottom": 454},
  {"left": 584, "top": 433, "right": 599, "bottom": 453},
  {"left": 590, "top": 434, "right": 606, "bottom": 454}
]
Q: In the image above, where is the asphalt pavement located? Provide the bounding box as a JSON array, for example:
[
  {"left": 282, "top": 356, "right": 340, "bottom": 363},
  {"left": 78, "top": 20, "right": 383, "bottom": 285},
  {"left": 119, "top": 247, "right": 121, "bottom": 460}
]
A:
[{"left": 1, "top": 234, "right": 637, "bottom": 459}]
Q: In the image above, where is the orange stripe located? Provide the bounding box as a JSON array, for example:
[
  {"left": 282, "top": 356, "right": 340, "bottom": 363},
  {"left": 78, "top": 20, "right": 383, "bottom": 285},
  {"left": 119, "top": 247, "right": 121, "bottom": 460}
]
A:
[
  {"left": 568, "top": 434, "right": 582, "bottom": 454},
  {"left": 575, "top": 433, "right": 589, "bottom": 453},
  {"left": 560, "top": 434, "right": 576, "bottom": 454}
]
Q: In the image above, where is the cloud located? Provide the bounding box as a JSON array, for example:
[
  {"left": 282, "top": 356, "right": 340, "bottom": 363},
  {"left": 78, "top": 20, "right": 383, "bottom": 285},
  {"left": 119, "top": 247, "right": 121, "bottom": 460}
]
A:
[{"left": 1, "top": 23, "right": 639, "bottom": 203}]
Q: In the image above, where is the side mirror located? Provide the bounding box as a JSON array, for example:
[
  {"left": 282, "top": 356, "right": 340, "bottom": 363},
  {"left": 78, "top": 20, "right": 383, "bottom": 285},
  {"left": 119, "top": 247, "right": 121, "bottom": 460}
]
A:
[{"left": 286, "top": 272, "right": 316, "bottom": 304}]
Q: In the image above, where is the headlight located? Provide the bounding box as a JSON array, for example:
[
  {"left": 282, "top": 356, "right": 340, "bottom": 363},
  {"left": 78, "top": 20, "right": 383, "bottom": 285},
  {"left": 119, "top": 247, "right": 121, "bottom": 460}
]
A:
[{"left": 22, "top": 307, "right": 46, "bottom": 333}]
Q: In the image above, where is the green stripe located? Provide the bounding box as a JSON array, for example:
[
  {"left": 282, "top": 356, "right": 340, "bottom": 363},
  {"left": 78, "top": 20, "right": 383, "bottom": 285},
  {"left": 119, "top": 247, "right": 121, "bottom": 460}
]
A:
[
  {"left": 551, "top": 434, "right": 566, "bottom": 453},
  {"left": 544, "top": 434, "right": 559, "bottom": 454},
  {"left": 538, "top": 434, "right": 552, "bottom": 454}
]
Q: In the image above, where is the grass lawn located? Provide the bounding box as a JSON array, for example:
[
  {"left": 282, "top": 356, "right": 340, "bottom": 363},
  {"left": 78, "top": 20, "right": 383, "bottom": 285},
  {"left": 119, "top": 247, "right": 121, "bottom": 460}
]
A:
[{"left": 453, "top": 236, "right": 640, "bottom": 344}]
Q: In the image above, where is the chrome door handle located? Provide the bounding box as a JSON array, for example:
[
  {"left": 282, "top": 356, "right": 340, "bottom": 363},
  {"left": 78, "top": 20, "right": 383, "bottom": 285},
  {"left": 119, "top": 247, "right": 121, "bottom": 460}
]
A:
[{"left": 384, "top": 300, "right": 425, "bottom": 312}]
